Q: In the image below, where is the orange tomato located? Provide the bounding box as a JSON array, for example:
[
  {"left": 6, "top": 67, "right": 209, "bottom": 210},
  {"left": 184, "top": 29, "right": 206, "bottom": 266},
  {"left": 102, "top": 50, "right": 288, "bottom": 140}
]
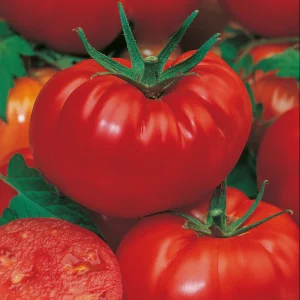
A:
[{"left": 0, "top": 68, "right": 57, "bottom": 163}]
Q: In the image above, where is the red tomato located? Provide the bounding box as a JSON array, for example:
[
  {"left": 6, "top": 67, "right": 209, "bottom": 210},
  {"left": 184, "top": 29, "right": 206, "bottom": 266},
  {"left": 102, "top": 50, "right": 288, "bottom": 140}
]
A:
[
  {"left": 128, "top": 0, "right": 202, "bottom": 42},
  {"left": 121, "top": 39, "right": 182, "bottom": 60},
  {"left": 220, "top": 0, "right": 299, "bottom": 37},
  {"left": 0, "top": 0, "right": 125, "bottom": 54},
  {"left": 247, "top": 44, "right": 299, "bottom": 151},
  {"left": 257, "top": 107, "right": 299, "bottom": 224},
  {"left": 0, "top": 69, "right": 57, "bottom": 164},
  {"left": 117, "top": 187, "right": 299, "bottom": 299},
  {"left": 0, "top": 218, "right": 123, "bottom": 299},
  {"left": 90, "top": 212, "right": 139, "bottom": 252},
  {"left": 0, "top": 149, "right": 34, "bottom": 215},
  {"left": 30, "top": 52, "right": 252, "bottom": 218}
]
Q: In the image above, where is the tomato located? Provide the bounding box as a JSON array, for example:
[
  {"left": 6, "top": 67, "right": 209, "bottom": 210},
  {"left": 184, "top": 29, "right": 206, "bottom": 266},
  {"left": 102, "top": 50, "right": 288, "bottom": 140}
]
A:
[
  {"left": 90, "top": 212, "right": 139, "bottom": 252},
  {"left": 220, "top": 0, "right": 299, "bottom": 37},
  {"left": 0, "top": 68, "right": 57, "bottom": 164},
  {"left": 30, "top": 50, "right": 252, "bottom": 218},
  {"left": 128, "top": 0, "right": 202, "bottom": 42},
  {"left": 121, "top": 39, "right": 182, "bottom": 60},
  {"left": 247, "top": 44, "right": 299, "bottom": 151},
  {"left": 0, "top": 0, "right": 125, "bottom": 54},
  {"left": 0, "top": 149, "right": 34, "bottom": 215},
  {"left": 0, "top": 218, "right": 123, "bottom": 299},
  {"left": 257, "top": 107, "right": 299, "bottom": 224},
  {"left": 117, "top": 187, "right": 299, "bottom": 299}
]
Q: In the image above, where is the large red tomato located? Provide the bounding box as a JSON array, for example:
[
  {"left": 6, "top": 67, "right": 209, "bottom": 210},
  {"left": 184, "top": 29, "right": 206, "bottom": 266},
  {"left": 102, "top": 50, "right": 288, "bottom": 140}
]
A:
[
  {"left": 220, "top": 0, "right": 299, "bottom": 37},
  {"left": 117, "top": 187, "right": 299, "bottom": 299},
  {"left": 257, "top": 107, "right": 299, "bottom": 224},
  {"left": 128, "top": 0, "right": 202, "bottom": 42},
  {"left": 0, "top": 0, "right": 125, "bottom": 54},
  {"left": 0, "top": 68, "right": 57, "bottom": 164},
  {"left": 247, "top": 44, "right": 299, "bottom": 150},
  {"left": 30, "top": 50, "right": 252, "bottom": 218},
  {"left": 0, "top": 218, "right": 123, "bottom": 299},
  {"left": 0, "top": 149, "right": 34, "bottom": 215}
]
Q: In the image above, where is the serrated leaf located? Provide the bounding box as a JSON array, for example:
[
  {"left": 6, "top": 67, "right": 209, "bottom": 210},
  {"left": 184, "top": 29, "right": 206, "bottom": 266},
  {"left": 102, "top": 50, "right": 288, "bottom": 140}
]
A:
[
  {"left": 233, "top": 53, "right": 253, "bottom": 77},
  {"left": 0, "top": 33, "right": 35, "bottom": 122},
  {"left": 253, "top": 48, "right": 300, "bottom": 80},
  {"left": 0, "top": 154, "right": 104, "bottom": 240}
]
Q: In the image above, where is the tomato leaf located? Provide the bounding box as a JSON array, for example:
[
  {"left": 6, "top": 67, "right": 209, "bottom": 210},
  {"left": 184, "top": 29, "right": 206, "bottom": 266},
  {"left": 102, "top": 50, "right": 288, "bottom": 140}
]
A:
[
  {"left": 227, "top": 148, "right": 258, "bottom": 199},
  {"left": 0, "top": 154, "right": 104, "bottom": 240},
  {"left": 219, "top": 29, "right": 251, "bottom": 67},
  {"left": 253, "top": 48, "right": 300, "bottom": 81},
  {"left": 0, "top": 23, "right": 35, "bottom": 122}
]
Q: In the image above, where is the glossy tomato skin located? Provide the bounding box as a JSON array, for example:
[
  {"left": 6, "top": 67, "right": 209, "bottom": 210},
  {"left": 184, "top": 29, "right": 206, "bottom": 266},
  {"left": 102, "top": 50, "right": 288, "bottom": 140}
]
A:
[
  {"left": 257, "top": 107, "right": 299, "bottom": 224},
  {"left": 220, "top": 0, "right": 299, "bottom": 37},
  {"left": 128, "top": 0, "right": 202, "bottom": 42},
  {"left": 0, "top": 0, "right": 125, "bottom": 54},
  {"left": 0, "top": 149, "right": 34, "bottom": 215},
  {"left": 0, "top": 69, "right": 57, "bottom": 164},
  {"left": 248, "top": 44, "right": 299, "bottom": 151},
  {"left": 90, "top": 212, "right": 139, "bottom": 252},
  {"left": 117, "top": 187, "right": 299, "bottom": 299},
  {"left": 0, "top": 218, "right": 123, "bottom": 299},
  {"left": 30, "top": 53, "right": 252, "bottom": 218}
]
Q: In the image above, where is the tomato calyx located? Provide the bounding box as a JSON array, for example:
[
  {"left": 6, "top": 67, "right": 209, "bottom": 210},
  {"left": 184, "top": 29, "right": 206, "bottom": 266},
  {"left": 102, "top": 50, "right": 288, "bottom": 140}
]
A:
[
  {"left": 74, "top": 3, "right": 220, "bottom": 100},
  {"left": 172, "top": 180, "right": 292, "bottom": 238}
]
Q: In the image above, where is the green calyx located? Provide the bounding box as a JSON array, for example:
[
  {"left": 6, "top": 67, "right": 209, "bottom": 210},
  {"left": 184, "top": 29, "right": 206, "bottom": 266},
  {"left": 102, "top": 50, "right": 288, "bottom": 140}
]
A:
[
  {"left": 74, "top": 3, "right": 220, "bottom": 99},
  {"left": 172, "top": 180, "right": 292, "bottom": 238}
]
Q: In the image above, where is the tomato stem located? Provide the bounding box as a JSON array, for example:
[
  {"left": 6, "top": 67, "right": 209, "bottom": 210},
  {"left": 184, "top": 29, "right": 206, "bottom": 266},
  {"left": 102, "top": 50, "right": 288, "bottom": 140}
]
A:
[{"left": 74, "top": 3, "right": 219, "bottom": 99}]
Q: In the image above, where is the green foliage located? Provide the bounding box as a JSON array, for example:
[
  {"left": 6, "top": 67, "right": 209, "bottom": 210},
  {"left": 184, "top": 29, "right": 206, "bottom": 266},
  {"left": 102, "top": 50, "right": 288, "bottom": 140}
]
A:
[{"left": 0, "top": 154, "right": 104, "bottom": 240}]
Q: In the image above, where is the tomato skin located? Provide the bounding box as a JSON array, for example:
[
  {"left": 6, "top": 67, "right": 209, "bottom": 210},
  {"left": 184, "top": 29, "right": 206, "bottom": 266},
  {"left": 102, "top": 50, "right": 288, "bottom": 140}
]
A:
[
  {"left": 0, "top": 69, "right": 57, "bottom": 164},
  {"left": 0, "top": 149, "right": 34, "bottom": 215},
  {"left": 117, "top": 187, "right": 299, "bottom": 300},
  {"left": 121, "top": 40, "right": 182, "bottom": 60},
  {"left": 247, "top": 44, "right": 299, "bottom": 151},
  {"left": 0, "top": 218, "right": 123, "bottom": 299},
  {"left": 30, "top": 52, "right": 251, "bottom": 218},
  {"left": 128, "top": 0, "right": 202, "bottom": 42},
  {"left": 0, "top": 0, "right": 125, "bottom": 54},
  {"left": 257, "top": 107, "right": 299, "bottom": 224},
  {"left": 220, "top": 0, "right": 299, "bottom": 37},
  {"left": 90, "top": 212, "right": 139, "bottom": 252}
]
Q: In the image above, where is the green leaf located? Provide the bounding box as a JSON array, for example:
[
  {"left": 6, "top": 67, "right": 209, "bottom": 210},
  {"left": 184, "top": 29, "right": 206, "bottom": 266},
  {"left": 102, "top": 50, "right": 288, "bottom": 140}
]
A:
[
  {"left": 253, "top": 48, "right": 300, "bottom": 80},
  {"left": 233, "top": 53, "right": 253, "bottom": 77},
  {"left": 0, "top": 33, "right": 35, "bottom": 122},
  {"left": 34, "top": 47, "right": 84, "bottom": 70},
  {"left": 227, "top": 148, "right": 258, "bottom": 198},
  {"left": 219, "top": 33, "right": 251, "bottom": 67},
  {"left": 0, "top": 154, "right": 104, "bottom": 240},
  {"left": 0, "top": 21, "right": 14, "bottom": 39}
]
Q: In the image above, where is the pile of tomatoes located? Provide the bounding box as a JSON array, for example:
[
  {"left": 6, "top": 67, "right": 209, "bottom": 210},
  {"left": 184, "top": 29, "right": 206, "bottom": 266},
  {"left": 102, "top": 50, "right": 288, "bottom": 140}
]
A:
[{"left": 0, "top": 1, "right": 299, "bottom": 299}]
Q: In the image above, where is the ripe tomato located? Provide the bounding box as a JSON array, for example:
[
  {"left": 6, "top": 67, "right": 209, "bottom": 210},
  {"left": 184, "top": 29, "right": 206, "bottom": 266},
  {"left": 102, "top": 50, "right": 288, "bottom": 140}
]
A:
[
  {"left": 30, "top": 51, "right": 252, "bottom": 218},
  {"left": 117, "top": 187, "right": 299, "bottom": 299},
  {"left": 0, "top": 149, "right": 34, "bottom": 215},
  {"left": 0, "top": 218, "right": 123, "bottom": 299},
  {"left": 121, "top": 39, "right": 182, "bottom": 60},
  {"left": 0, "top": 0, "right": 125, "bottom": 54},
  {"left": 257, "top": 107, "right": 299, "bottom": 224},
  {"left": 128, "top": 0, "right": 202, "bottom": 42},
  {"left": 247, "top": 44, "right": 299, "bottom": 150},
  {"left": 220, "top": 0, "right": 299, "bottom": 37},
  {"left": 0, "top": 68, "right": 57, "bottom": 164},
  {"left": 90, "top": 212, "right": 139, "bottom": 252}
]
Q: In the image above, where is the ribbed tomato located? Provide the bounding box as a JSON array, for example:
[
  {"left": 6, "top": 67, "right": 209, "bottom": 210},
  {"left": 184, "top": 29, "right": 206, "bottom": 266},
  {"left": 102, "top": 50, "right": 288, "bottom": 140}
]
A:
[{"left": 117, "top": 187, "right": 299, "bottom": 299}]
